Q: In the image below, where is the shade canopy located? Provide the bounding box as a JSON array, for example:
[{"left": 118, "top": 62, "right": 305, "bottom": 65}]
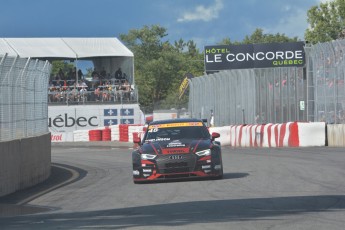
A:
[
  {"left": 0, "top": 37, "right": 135, "bottom": 84},
  {"left": 0, "top": 37, "right": 133, "bottom": 59}
]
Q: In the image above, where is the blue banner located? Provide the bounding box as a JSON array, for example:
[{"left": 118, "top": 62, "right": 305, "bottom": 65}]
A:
[
  {"left": 104, "top": 119, "right": 118, "bottom": 126},
  {"left": 104, "top": 109, "right": 117, "bottom": 116},
  {"left": 120, "top": 108, "right": 134, "bottom": 116},
  {"left": 120, "top": 119, "right": 134, "bottom": 124}
]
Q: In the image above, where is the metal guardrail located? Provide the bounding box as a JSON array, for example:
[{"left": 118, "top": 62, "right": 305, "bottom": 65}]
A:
[
  {"left": 0, "top": 54, "right": 51, "bottom": 141},
  {"left": 48, "top": 86, "right": 137, "bottom": 105}
]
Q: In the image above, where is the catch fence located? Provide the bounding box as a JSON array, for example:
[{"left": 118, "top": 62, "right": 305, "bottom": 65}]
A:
[
  {"left": 0, "top": 54, "right": 51, "bottom": 141},
  {"left": 188, "top": 39, "right": 345, "bottom": 126}
]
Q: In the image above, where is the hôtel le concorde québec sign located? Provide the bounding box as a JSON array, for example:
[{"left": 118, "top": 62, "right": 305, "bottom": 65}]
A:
[{"left": 204, "top": 41, "right": 305, "bottom": 71}]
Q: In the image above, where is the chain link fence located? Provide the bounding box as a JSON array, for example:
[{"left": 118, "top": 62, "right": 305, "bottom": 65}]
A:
[
  {"left": 0, "top": 54, "right": 51, "bottom": 141},
  {"left": 189, "top": 39, "right": 345, "bottom": 126},
  {"left": 307, "top": 39, "right": 345, "bottom": 124}
]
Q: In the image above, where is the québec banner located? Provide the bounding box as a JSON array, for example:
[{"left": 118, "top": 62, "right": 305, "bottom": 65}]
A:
[{"left": 204, "top": 41, "right": 305, "bottom": 71}]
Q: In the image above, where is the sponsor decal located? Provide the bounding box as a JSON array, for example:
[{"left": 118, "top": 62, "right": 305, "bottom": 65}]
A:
[
  {"left": 162, "top": 147, "right": 190, "bottom": 154},
  {"left": 204, "top": 42, "right": 305, "bottom": 71},
  {"left": 48, "top": 113, "right": 98, "bottom": 128},
  {"left": 51, "top": 133, "right": 63, "bottom": 141},
  {"left": 149, "top": 122, "right": 203, "bottom": 129},
  {"left": 214, "top": 165, "right": 222, "bottom": 170},
  {"left": 143, "top": 169, "right": 152, "bottom": 173},
  {"left": 167, "top": 140, "right": 186, "bottom": 148},
  {"left": 202, "top": 165, "right": 211, "bottom": 169},
  {"left": 168, "top": 155, "right": 183, "bottom": 160}
]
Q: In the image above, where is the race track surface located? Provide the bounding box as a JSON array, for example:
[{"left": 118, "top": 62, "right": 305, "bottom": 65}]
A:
[{"left": 0, "top": 145, "right": 345, "bottom": 230}]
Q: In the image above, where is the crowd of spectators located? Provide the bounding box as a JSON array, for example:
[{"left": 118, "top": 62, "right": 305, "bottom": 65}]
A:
[{"left": 48, "top": 67, "right": 134, "bottom": 103}]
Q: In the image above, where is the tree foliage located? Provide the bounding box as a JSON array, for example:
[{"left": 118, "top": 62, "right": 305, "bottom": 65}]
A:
[
  {"left": 305, "top": 0, "right": 345, "bottom": 44},
  {"left": 218, "top": 28, "right": 299, "bottom": 45},
  {"left": 120, "top": 25, "right": 203, "bottom": 113},
  {"left": 50, "top": 60, "right": 74, "bottom": 78}
]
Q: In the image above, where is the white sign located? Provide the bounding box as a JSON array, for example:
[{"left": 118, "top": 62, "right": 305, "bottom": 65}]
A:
[{"left": 300, "top": 101, "right": 305, "bottom": 111}]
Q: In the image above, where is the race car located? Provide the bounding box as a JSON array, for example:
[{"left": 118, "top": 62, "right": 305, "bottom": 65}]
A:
[{"left": 132, "top": 118, "right": 223, "bottom": 183}]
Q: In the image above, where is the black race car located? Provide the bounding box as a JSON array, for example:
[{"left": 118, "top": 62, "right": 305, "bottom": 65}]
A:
[{"left": 132, "top": 118, "right": 223, "bottom": 183}]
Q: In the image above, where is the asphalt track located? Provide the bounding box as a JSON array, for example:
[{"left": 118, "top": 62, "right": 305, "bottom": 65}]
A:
[{"left": 0, "top": 143, "right": 345, "bottom": 230}]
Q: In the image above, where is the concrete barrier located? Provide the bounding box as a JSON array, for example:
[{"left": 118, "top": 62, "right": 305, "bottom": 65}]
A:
[
  {"left": 327, "top": 124, "right": 345, "bottom": 147},
  {"left": 223, "top": 122, "right": 326, "bottom": 148},
  {"left": 0, "top": 133, "right": 51, "bottom": 197},
  {"left": 62, "top": 122, "right": 331, "bottom": 148}
]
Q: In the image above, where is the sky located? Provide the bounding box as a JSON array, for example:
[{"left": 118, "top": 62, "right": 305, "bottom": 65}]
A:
[{"left": 0, "top": 0, "right": 329, "bottom": 50}]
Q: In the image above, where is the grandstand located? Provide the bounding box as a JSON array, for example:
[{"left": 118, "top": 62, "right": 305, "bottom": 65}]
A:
[{"left": 0, "top": 37, "right": 137, "bottom": 105}]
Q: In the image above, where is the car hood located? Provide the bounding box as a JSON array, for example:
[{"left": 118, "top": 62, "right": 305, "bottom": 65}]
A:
[{"left": 139, "top": 138, "right": 211, "bottom": 155}]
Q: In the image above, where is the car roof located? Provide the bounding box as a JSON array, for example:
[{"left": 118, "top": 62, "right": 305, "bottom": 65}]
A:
[{"left": 148, "top": 118, "right": 204, "bottom": 125}]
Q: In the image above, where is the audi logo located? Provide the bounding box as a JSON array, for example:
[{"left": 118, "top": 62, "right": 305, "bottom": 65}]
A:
[{"left": 169, "top": 155, "right": 183, "bottom": 160}]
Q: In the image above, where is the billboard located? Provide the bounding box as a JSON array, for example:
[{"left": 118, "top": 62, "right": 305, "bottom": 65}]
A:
[
  {"left": 204, "top": 41, "right": 305, "bottom": 71},
  {"left": 48, "top": 104, "right": 142, "bottom": 133}
]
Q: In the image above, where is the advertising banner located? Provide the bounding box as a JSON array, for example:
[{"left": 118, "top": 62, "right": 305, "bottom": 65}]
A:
[
  {"left": 48, "top": 104, "right": 142, "bottom": 133},
  {"left": 204, "top": 41, "right": 305, "bottom": 71},
  {"left": 178, "top": 73, "right": 194, "bottom": 100}
]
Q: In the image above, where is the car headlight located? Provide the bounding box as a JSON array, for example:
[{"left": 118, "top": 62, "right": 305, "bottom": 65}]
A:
[
  {"left": 141, "top": 154, "right": 157, "bottom": 160},
  {"left": 195, "top": 149, "right": 211, "bottom": 157}
]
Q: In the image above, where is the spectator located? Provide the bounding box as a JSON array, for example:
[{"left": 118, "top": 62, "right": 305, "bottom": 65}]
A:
[
  {"left": 58, "top": 68, "right": 65, "bottom": 80},
  {"left": 115, "top": 67, "right": 123, "bottom": 80},
  {"left": 100, "top": 67, "right": 106, "bottom": 78},
  {"left": 78, "top": 69, "right": 84, "bottom": 80},
  {"left": 94, "top": 86, "right": 101, "bottom": 101},
  {"left": 121, "top": 79, "right": 131, "bottom": 101}
]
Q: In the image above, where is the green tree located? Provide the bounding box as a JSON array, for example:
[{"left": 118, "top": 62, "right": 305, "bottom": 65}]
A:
[
  {"left": 218, "top": 28, "right": 298, "bottom": 45},
  {"left": 305, "top": 0, "right": 345, "bottom": 44},
  {"left": 50, "top": 60, "right": 74, "bottom": 79},
  {"left": 120, "top": 25, "right": 204, "bottom": 113}
]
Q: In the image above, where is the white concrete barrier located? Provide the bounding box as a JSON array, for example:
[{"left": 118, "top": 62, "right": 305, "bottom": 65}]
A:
[
  {"left": 298, "top": 122, "right": 326, "bottom": 147},
  {"left": 56, "top": 121, "right": 328, "bottom": 148},
  {"left": 327, "top": 124, "right": 345, "bottom": 147},
  {"left": 0, "top": 134, "right": 51, "bottom": 197},
  {"left": 209, "top": 126, "right": 231, "bottom": 146}
]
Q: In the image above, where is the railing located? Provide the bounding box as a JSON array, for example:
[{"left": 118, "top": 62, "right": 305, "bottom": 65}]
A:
[{"left": 48, "top": 79, "right": 138, "bottom": 105}]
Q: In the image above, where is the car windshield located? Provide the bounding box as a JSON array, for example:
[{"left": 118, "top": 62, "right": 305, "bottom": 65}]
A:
[{"left": 144, "top": 122, "right": 210, "bottom": 142}]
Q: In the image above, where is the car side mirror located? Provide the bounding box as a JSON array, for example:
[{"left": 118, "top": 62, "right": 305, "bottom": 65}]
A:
[
  {"left": 133, "top": 136, "right": 141, "bottom": 144},
  {"left": 211, "top": 132, "right": 220, "bottom": 141}
]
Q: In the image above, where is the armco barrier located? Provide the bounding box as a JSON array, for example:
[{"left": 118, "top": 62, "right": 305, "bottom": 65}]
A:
[{"left": 0, "top": 133, "right": 51, "bottom": 197}]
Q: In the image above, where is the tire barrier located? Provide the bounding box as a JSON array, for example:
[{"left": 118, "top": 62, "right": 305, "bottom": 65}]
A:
[
  {"left": 119, "top": 124, "right": 129, "bottom": 142},
  {"left": 89, "top": 130, "right": 102, "bottom": 141},
  {"left": 102, "top": 127, "right": 111, "bottom": 141}
]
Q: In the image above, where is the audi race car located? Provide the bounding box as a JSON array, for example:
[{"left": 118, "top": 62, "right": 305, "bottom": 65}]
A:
[{"left": 132, "top": 118, "right": 223, "bottom": 183}]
